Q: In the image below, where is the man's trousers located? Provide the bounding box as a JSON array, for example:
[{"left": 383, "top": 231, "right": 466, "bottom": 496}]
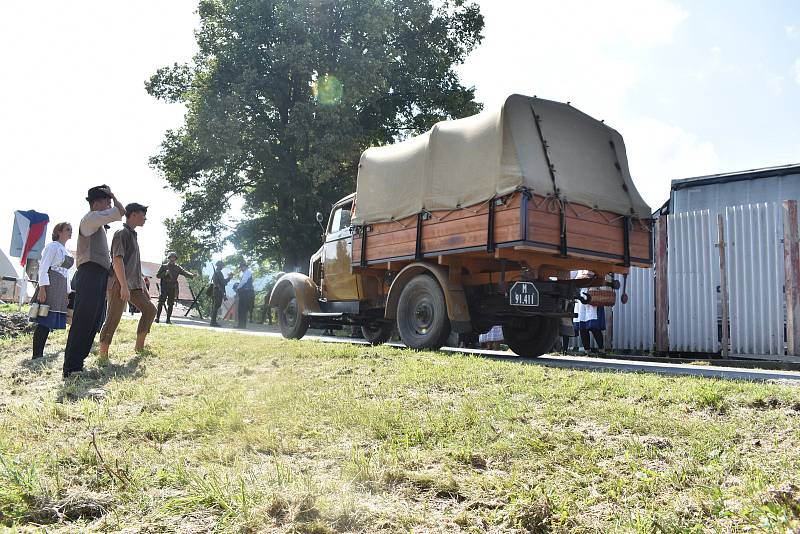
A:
[
  {"left": 99, "top": 278, "right": 156, "bottom": 345},
  {"left": 63, "top": 262, "right": 108, "bottom": 376}
]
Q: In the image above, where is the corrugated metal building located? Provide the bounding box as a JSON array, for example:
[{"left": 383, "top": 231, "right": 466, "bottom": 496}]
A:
[
  {"left": 612, "top": 163, "right": 800, "bottom": 360},
  {"left": 670, "top": 163, "right": 800, "bottom": 214}
]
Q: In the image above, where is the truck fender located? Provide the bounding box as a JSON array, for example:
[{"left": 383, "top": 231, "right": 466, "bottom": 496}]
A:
[
  {"left": 269, "top": 273, "right": 321, "bottom": 316},
  {"left": 384, "top": 262, "right": 472, "bottom": 333}
]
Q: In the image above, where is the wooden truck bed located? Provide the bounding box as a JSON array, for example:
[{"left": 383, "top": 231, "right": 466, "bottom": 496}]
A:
[{"left": 352, "top": 190, "right": 652, "bottom": 275}]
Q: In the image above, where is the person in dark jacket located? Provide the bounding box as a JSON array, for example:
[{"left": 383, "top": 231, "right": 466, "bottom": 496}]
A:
[
  {"left": 210, "top": 260, "right": 232, "bottom": 327},
  {"left": 155, "top": 252, "right": 195, "bottom": 324},
  {"left": 236, "top": 260, "right": 255, "bottom": 329}
]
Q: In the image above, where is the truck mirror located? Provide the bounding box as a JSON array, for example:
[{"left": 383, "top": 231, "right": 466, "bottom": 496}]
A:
[{"left": 315, "top": 212, "right": 325, "bottom": 232}]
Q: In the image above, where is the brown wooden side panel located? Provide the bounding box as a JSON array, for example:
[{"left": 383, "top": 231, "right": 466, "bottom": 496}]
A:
[
  {"left": 526, "top": 195, "right": 653, "bottom": 263},
  {"left": 353, "top": 213, "right": 418, "bottom": 262},
  {"left": 354, "top": 193, "right": 525, "bottom": 263},
  {"left": 420, "top": 201, "right": 490, "bottom": 252},
  {"left": 354, "top": 191, "right": 652, "bottom": 266},
  {"left": 493, "top": 194, "right": 524, "bottom": 245},
  {"left": 420, "top": 195, "right": 523, "bottom": 252},
  {"left": 566, "top": 207, "right": 625, "bottom": 258},
  {"left": 630, "top": 222, "right": 652, "bottom": 262},
  {"left": 527, "top": 197, "right": 562, "bottom": 249}
]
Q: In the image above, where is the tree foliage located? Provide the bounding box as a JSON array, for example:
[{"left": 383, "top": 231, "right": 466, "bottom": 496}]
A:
[{"left": 147, "top": 0, "right": 484, "bottom": 271}]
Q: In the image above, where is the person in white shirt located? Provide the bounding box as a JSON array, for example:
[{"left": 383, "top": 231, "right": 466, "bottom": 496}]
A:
[
  {"left": 236, "top": 260, "right": 254, "bottom": 329},
  {"left": 63, "top": 185, "right": 125, "bottom": 378},
  {"left": 32, "top": 222, "right": 74, "bottom": 358},
  {"left": 572, "top": 269, "right": 606, "bottom": 353}
]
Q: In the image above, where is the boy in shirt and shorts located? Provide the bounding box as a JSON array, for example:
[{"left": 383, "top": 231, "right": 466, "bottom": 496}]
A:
[{"left": 98, "top": 203, "right": 157, "bottom": 362}]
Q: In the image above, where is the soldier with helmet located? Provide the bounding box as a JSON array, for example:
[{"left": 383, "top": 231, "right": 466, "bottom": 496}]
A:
[{"left": 155, "top": 251, "right": 195, "bottom": 324}]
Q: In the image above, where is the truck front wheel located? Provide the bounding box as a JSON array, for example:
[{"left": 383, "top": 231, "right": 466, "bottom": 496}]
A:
[
  {"left": 503, "top": 317, "right": 559, "bottom": 358},
  {"left": 278, "top": 296, "right": 310, "bottom": 339},
  {"left": 396, "top": 274, "right": 451, "bottom": 350}
]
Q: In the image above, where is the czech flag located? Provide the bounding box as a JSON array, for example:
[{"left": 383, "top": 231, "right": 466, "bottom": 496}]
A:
[{"left": 10, "top": 210, "right": 49, "bottom": 267}]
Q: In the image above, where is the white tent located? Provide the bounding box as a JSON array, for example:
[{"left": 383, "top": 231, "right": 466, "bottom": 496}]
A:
[
  {"left": 0, "top": 248, "right": 18, "bottom": 279},
  {"left": 353, "top": 94, "right": 651, "bottom": 225},
  {"left": 0, "top": 249, "right": 20, "bottom": 303}
]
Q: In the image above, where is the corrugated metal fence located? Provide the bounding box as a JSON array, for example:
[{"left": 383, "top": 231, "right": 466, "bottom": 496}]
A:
[
  {"left": 612, "top": 200, "right": 796, "bottom": 357},
  {"left": 612, "top": 267, "right": 654, "bottom": 351},
  {"left": 725, "top": 203, "right": 784, "bottom": 355},
  {"left": 667, "top": 209, "right": 719, "bottom": 353}
]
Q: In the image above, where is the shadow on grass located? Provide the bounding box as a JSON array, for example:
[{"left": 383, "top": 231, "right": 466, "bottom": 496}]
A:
[{"left": 55, "top": 352, "right": 146, "bottom": 403}]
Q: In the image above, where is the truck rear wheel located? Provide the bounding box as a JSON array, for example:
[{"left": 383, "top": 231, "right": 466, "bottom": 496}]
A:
[
  {"left": 503, "top": 317, "right": 559, "bottom": 358},
  {"left": 361, "top": 323, "right": 393, "bottom": 345},
  {"left": 278, "top": 296, "right": 310, "bottom": 339},
  {"left": 396, "top": 275, "right": 451, "bottom": 350}
]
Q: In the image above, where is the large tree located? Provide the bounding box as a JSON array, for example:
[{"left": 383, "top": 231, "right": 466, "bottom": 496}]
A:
[{"left": 147, "top": 0, "right": 484, "bottom": 271}]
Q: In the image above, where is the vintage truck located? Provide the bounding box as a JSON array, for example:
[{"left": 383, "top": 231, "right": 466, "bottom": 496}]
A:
[{"left": 269, "top": 94, "right": 653, "bottom": 356}]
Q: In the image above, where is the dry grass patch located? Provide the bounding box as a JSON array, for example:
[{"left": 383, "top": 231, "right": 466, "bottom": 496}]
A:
[{"left": 1, "top": 321, "right": 800, "bottom": 532}]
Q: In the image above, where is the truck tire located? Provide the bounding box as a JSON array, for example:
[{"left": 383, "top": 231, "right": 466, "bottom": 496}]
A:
[
  {"left": 396, "top": 274, "right": 451, "bottom": 350},
  {"left": 361, "top": 323, "right": 393, "bottom": 345},
  {"left": 503, "top": 317, "right": 559, "bottom": 358},
  {"left": 278, "top": 296, "right": 310, "bottom": 339}
]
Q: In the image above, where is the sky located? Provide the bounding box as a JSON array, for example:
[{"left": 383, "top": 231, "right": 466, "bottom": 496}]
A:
[{"left": 1, "top": 0, "right": 798, "bottom": 276}]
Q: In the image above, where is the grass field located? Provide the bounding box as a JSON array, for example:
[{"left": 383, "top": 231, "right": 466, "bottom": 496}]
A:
[{"left": 1, "top": 321, "right": 799, "bottom": 532}]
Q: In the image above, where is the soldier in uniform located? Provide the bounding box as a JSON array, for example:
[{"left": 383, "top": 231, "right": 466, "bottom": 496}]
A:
[
  {"left": 155, "top": 252, "right": 195, "bottom": 324},
  {"left": 210, "top": 260, "right": 232, "bottom": 327},
  {"left": 236, "top": 261, "right": 255, "bottom": 329}
]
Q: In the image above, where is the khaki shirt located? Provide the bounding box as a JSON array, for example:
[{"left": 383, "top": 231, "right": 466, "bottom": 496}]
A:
[{"left": 110, "top": 224, "right": 143, "bottom": 290}]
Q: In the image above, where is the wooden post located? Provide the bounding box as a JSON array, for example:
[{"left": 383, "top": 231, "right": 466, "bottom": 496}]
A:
[
  {"left": 654, "top": 215, "right": 669, "bottom": 353},
  {"left": 717, "top": 214, "right": 730, "bottom": 358},
  {"left": 784, "top": 200, "right": 800, "bottom": 356}
]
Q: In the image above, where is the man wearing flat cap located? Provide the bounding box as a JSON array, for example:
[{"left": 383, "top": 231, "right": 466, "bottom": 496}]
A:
[
  {"left": 210, "top": 260, "right": 232, "bottom": 327},
  {"left": 98, "top": 203, "right": 157, "bottom": 362},
  {"left": 63, "top": 185, "right": 125, "bottom": 378},
  {"left": 155, "top": 251, "right": 195, "bottom": 324}
]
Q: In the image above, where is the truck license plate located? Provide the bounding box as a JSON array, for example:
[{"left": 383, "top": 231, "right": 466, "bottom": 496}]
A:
[{"left": 509, "top": 281, "right": 540, "bottom": 307}]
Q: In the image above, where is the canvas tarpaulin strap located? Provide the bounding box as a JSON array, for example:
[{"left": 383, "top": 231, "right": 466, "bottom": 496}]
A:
[
  {"left": 352, "top": 94, "right": 651, "bottom": 225},
  {"left": 10, "top": 210, "right": 49, "bottom": 266}
]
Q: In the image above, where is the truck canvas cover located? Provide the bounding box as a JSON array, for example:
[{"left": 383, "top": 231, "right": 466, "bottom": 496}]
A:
[{"left": 352, "top": 94, "right": 651, "bottom": 225}]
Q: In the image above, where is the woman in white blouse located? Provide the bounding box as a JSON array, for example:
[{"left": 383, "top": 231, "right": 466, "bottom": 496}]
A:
[
  {"left": 32, "top": 222, "right": 74, "bottom": 358},
  {"left": 572, "top": 269, "right": 606, "bottom": 353}
]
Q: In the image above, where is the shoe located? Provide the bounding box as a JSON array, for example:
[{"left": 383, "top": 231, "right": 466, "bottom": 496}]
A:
[
  {"left": 63, "top": 368, "right": 84, "bottom": 379},
  {"left": 166, "top": 320, "right": 172, "bottom": 324},
  {"left": 155, "top": 318, "right": 160, "bottom": 323}
]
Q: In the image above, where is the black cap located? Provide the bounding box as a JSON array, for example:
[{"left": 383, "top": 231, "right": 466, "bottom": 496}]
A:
[
  {"left": 125, "top": 203, "right": 148, "bottom": 217},
  {"left": 86, "top": 184, "right": 112, "bottom": 202}
]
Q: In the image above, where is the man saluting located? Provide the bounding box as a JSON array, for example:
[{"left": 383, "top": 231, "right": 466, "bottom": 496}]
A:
[{"left": 63, "top": 185, "right": 124, "bottom": 379}]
